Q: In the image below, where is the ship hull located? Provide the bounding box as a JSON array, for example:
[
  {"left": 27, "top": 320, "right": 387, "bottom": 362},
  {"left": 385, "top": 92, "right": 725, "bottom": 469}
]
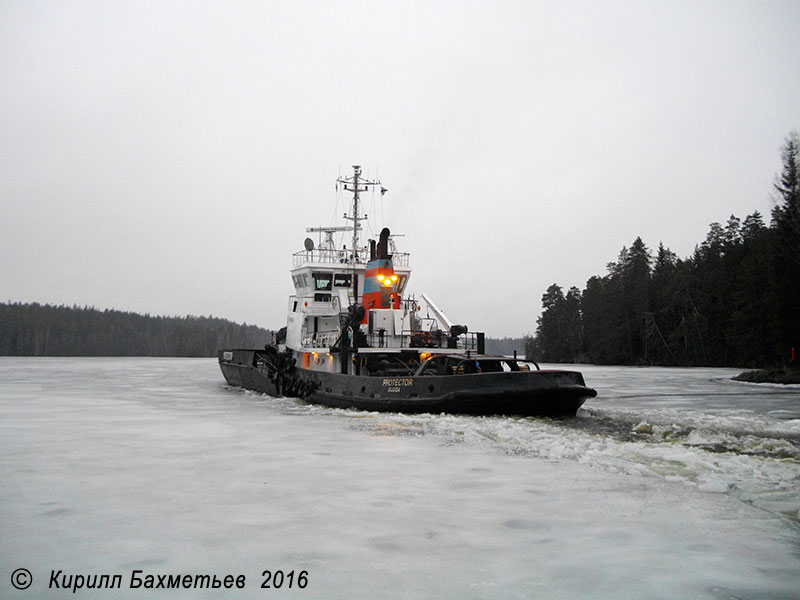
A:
[{"left": 218, "top": 349, "right": 596, "bottom": 417}]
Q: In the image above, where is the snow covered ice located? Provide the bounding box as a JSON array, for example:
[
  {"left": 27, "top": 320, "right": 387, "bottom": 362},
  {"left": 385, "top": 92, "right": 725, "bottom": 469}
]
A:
[{"left": 1, "top": 358, "right": 799, "bottom": 599}]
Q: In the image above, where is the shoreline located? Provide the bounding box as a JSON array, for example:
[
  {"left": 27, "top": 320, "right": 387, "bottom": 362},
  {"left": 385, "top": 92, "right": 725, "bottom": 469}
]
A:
[{"left": 732, "top": 367, "right": 800, "bottom": 385}]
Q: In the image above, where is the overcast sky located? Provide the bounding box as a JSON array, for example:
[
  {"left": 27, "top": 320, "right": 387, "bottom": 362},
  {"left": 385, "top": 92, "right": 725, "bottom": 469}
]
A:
[{"left": 2, "top": 1, "right": 799, "bottom": 338}]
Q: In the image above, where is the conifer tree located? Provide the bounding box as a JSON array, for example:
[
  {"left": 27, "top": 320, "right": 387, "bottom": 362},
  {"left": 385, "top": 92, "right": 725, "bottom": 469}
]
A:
[{"left": 772, "top": 132, "right": 800, "bottom": 363}]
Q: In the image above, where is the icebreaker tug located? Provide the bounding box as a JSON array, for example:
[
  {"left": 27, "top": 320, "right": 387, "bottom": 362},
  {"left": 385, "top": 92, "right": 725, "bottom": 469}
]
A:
[{"left": 219, "top": 166, "right": 597, "bottom": 416}]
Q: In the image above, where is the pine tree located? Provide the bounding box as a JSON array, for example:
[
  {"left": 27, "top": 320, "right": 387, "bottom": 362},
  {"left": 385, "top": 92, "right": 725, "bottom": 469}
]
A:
[{"left": 771, "top": 132, "right": 800, "bottom": 364}]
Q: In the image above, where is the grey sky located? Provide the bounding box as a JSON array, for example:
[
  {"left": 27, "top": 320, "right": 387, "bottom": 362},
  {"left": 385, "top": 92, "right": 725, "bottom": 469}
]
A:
[{"left": 2, "top": 1, "right": 798, "bottom": 338}]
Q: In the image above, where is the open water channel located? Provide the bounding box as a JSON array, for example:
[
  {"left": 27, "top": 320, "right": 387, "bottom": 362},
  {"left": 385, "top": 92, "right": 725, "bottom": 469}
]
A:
[{"left": 1, "top": 358, "right": 799, "bottom": 599}]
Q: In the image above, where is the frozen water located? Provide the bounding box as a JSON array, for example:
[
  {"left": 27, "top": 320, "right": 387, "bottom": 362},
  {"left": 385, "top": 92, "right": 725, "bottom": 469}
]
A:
[{"left": 1, "top": 358, "right": 799, "bottom": 599}]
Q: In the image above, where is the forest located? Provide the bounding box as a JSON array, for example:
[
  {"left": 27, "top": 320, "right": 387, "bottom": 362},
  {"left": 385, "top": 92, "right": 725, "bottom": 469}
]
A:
[
  {"left": 0, "top": 303, "right": 272, "bottom": 357},
  {"left": 484, "top": 337, "right": 527, "bottom": 356},
  {"left": 527, "top": 133, "right": 800, "bottom": 368},
  {"left": 0, "top": 302, "right": 523, "bottom": 358}
]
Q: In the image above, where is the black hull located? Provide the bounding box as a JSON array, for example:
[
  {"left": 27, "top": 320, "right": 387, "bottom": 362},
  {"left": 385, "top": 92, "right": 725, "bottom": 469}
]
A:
[{"left": 218, "top": 349, "right": 596, "bottom": 417}]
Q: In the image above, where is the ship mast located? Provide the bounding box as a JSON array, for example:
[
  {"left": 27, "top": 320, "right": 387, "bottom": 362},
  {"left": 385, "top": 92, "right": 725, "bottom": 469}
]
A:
[{"left": 337, "top": 165, "right": 381, "bottom": 263}]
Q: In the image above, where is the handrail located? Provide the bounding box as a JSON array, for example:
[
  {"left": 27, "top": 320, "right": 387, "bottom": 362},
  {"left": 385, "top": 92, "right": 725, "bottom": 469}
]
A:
[
  {"left": 362, "top": 328, "right": 481, "bottom": 351},
  {"left": 293, "top": 249, "right": 410, "bottom": 267}
]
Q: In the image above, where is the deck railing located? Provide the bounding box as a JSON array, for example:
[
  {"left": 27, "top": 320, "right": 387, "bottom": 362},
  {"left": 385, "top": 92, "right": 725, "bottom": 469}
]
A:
[
  {"left": 365, "top": 329, "right": 481, "bottom": 352},
  {"left": 292, "top": 249, "right": 410, "bottom": 268}
]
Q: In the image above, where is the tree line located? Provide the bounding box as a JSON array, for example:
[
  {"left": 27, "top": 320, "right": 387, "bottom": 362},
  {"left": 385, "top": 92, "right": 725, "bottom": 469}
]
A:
[
  {"left": 484, "top": 337, "right": 527, "bottom": 356},
  {"left": 0, "top": 303, "right": 272, "bottom": 357},
  {"left": 0, "top": 301, "right": 524, "bottom": 358},
  {"left": 527, "top": 133, "right": 800, "bottom": 368}
]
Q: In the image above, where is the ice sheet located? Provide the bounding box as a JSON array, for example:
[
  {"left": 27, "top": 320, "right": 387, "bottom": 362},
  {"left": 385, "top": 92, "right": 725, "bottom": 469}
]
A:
[{"left": 1, "top": 358, "right": 799, "bottom": 599}]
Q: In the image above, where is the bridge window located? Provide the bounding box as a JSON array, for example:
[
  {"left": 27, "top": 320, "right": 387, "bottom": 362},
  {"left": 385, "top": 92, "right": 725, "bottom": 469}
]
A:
[
  {"left": 292, "top": 274, "right": 310, "bottom": 288},
  {"left": 334, "top": 273, "right": 351, "bottom": 287},
  {"left": 313, "top": 272, "right": 333, "bottom": 291},
  {"left": 396, "top": 274, "right": 408, "bottom": 293}
]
